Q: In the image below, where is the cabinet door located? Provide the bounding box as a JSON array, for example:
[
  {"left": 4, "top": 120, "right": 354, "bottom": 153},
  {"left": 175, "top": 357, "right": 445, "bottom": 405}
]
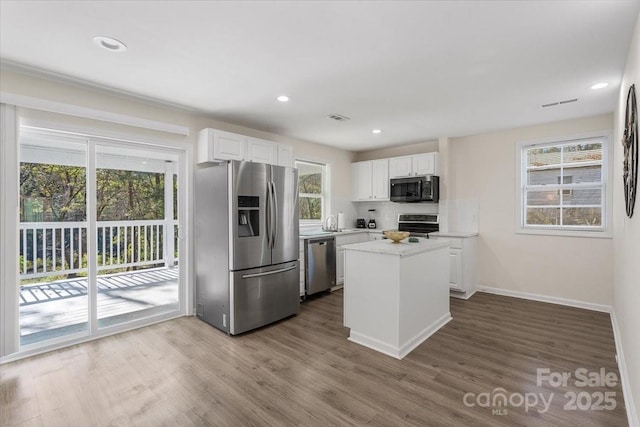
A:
[
  {"left": 337, "top": 248, "right": 345, "bottom": 284},
  {"left": 353, "top": 161, "right": 373, "bottom": 200},
  {"left": 389, "top": 156, "right": 413, "bottom": 177},
  {"left": 213, "top": 130, "right": 246, "bottom": 161},
  {"left": 247, "top": 137, "right": 278, "bottom": 165},
  {"left": 371, "top": 159, "right": 389, "bottom": 200},
  {"left": 449, "top": 248, "right": 463, "bottom": 290},
  {"left": 277, "top": 144, "right": 294, "bottom": 168},
  {"left": 412, "top": 153, "right": 436, "bottom": 175}
]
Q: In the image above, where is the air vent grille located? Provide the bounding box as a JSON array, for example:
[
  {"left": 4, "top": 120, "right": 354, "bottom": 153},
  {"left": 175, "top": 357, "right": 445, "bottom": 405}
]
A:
[
  {"left": 541, "top": 98, "right": 578, "bottom": 108},
  {"left": 327, "top": 113, "right": 351, "bottom": 121}
]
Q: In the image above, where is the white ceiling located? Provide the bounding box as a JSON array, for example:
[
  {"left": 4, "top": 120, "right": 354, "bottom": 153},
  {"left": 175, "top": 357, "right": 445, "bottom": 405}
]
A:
[{"left": 1, "top": 1, "right": 638, "bottom": 152}]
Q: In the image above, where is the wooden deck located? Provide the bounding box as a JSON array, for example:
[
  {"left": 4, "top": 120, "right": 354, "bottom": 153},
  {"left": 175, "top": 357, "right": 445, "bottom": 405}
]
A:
[{"left": 19, "top": 267, "right": 179, "bottom": 345}]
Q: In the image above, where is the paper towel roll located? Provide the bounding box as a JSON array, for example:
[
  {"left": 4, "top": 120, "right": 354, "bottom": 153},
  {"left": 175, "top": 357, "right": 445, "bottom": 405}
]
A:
[{"left": 337, "top": 212, "right": 345, "bottom": 230}]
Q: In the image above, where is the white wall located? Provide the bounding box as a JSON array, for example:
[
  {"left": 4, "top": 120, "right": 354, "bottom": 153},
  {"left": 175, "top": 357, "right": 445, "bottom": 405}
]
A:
[
  {"left": 449, "top": 114, "right": 614, "bottom": 306},
  {"left": 613, "top": 9, "right": 640, "bottom": 423},
  {"left": 353, "top": 139, "right": 439, "bottom": 162},
  {"left": 0, "top": 68, "right": 356, "bottom": 221},
  {"left": 0, "top": 69, "right": 356, "bottom": 331}
]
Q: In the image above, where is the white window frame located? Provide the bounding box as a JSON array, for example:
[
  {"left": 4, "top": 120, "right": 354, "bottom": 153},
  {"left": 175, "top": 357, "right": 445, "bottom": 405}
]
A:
[
  {"left": 1, "top": 105, "right": 192, "bottom": 363},
  {"left": 295, "top": 159, "right": 330, "bottom": 226},
  {"left": 515, "top": 130, "right": 612, "bottom": 238}
]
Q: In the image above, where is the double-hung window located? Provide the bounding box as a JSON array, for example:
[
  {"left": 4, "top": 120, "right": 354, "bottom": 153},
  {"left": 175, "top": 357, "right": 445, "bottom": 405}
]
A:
[
  {"left": 517, "top": 133, "right": 610, "bottom": 236},
  {"left": 295, "top": 160, "right": 327, "bottom": 224}
]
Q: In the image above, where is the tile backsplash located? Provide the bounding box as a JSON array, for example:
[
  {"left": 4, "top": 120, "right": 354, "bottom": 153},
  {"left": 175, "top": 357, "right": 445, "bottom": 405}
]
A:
[{"left": 353, "top": 201, "right": 439, "bottom": 230}]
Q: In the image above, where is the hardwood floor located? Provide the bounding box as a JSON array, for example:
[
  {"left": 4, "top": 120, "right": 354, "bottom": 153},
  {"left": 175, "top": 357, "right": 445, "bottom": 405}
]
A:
[{"left": 0, "top": 291, "right": 627, "bottom": 426}]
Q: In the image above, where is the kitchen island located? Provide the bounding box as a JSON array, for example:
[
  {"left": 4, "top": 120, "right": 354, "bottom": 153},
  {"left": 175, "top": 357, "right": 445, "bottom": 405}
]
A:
[{"left": 343, "top": 238, "right": 451, "bottom": 359}]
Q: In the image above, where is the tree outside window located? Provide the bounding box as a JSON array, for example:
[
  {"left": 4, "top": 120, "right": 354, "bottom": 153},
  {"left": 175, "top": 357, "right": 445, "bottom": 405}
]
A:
[{"left": 295, "top": 160, "right": 326, "bottom": 222}]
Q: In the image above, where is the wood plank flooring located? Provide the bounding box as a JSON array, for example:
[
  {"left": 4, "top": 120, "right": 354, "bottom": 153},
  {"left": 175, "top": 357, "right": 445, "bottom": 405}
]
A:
[{"left": 0, "top": 291, "right": 628, "bottom": 426}]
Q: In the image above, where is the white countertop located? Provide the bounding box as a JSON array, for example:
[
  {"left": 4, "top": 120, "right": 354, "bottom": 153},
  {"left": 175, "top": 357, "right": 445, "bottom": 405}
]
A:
[
  {"left": 429, "top": 231, "right": 479, "bottom": 238},
  {"left": 342, "top": 238, "right": 450, "bottom": 257},
  {"left": 298, "top": 229, "right": 381, "bottom": 240}
]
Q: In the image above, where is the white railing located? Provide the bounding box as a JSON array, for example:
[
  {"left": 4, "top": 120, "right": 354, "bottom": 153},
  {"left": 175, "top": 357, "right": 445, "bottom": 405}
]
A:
[{"left": 19, "top": 219, "right": 178, "bottom": 280}]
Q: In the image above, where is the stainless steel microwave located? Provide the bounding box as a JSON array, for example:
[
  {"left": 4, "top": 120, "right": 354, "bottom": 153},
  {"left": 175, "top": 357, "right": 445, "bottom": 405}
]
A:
[{"left": 390, "top": 175, "right": 439, "bottom": 203}]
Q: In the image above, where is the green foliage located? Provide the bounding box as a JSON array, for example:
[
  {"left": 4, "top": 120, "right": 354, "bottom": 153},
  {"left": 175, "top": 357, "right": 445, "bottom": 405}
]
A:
[
  {"left": 298, "top": 172, "right": 322, "bottom": 220},
  {"left": 20, "top": 163, "right": 174, "bottom": 221}
]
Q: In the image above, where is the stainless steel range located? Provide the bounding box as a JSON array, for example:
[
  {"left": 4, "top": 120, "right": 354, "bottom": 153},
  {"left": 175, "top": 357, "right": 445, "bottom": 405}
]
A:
[{"left": 397, "top": 213, "right": 439, "bottom": 237}]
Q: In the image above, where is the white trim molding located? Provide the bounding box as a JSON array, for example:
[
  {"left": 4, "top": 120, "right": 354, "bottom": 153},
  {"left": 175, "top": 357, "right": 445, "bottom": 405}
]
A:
[
  {"left": 514, "top": 129, "right": 613, "bottom": 239},
  {"left": 0, "top": 92, "right": 190, "bottom": 136},
  {"left": 0, "top": 103, "right": 20, "bottom": 357},
  {"left": 611, "top": 310, "right": 639, "bottom": 427},
  {"left": 477, "top": 286, "right": 612, "bottom": 313}
]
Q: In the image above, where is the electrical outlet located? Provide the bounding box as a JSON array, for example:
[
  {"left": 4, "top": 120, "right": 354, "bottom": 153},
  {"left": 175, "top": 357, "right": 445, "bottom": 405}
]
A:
[{"left": 223, "top": 314, "right": 227, "bottom": 327}]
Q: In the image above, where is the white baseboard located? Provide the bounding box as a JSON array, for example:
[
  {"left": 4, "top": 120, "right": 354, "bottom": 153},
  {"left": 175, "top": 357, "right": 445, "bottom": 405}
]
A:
[
  {"left": 611, "top": 311, "right": 639, "bottom": 427},
  {"left": 348, "top": 312, "right": 452, "bottom": 360},
  {"left": 477, "top": 286, "right": 636, "bottom": 426},
  {"left": 477, "top": 286, "right": 612, "bottom": 313}
]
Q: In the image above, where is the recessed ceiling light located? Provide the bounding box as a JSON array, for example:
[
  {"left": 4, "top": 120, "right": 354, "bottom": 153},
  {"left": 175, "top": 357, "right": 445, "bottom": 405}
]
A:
[
  {"left": 93, "top": 36, "right": 127, "bottom": 52},
  {"left": 372, "top": 129, "right": 382, "bottom": 134},
  {"left": 277, "top": 95, "right": 290, "bottom": 102},
  {"left": 590, "top": 82, "right": 608, "bottom": 90}
]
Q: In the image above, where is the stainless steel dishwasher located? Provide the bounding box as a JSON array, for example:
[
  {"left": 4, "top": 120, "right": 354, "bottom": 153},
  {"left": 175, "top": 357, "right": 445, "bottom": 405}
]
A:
[{"left": 304, "top": 236, "right": 337, "bottom": 296}]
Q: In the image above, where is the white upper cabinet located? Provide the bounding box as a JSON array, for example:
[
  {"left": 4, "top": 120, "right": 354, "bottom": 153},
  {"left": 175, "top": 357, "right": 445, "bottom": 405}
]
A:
[
  {"left": 197, "top": 128, "right": 294, "bottom": 166},
  {"left": 389, "top": 156, "right": 413, "bottom": 178},
  {"left": 389, "top": 153, "right": 438, "bottom": 177},
  {"left": 197, "top": 128, "right": 246, "bottom": 163},
  {"left": 352, "top": 159, "right": 389, "bottom": 201},
  {"left": 247, "top": 137, "right": 278, "bottom": 165},
  {"left": 412, "top": 153, "right": 437, "bottom": 175},
  {"left": 353, "top": 161, "right": 372, "bottom": 200},
  {"left": 277, "top": 144, "right": 294, "bottom": 168},
  {"left": 371, "top": 159, "right": 389, "bottom": 199}
]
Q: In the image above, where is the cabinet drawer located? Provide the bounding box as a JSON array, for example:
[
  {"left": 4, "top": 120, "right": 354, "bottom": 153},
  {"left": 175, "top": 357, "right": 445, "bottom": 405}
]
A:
[
  {"left": 432, "top": 236, "right": 462, "bottom": 249},
  {"left": 336, "top": 233, "right": 368, "bottom": 247}
]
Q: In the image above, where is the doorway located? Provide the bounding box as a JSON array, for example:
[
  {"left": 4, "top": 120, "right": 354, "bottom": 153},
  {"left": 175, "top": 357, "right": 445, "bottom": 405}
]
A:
[{"left": 18, "top": 127, "right": 184, "bottom": 347}]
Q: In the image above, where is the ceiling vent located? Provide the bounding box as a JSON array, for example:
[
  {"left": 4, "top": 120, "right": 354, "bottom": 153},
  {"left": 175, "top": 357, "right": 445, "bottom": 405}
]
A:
[
  {"left": 541, "top": 98, "right": 578, "bottom": 108},
  {"left": 327, "top": 113, "right": 351, "bottom": 122}
]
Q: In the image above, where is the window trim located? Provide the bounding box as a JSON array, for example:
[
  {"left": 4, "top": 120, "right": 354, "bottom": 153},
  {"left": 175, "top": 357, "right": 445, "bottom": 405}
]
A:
[
  {"left": 295, "top": 159, "right": 330, "bottom": 226},
  {"left": 515, "top": 130, "right": 613, "bottom": 238}
]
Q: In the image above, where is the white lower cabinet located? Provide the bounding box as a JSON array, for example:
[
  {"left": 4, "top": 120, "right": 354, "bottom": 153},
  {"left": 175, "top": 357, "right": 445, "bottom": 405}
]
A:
[
  {"left": 299, "top": 244, "right": 305, "bottom": 297},
  {"left": 336, "top": 233, "right": 369, "bottom": 284},
  {"left": 430, "top": 235, "right": 477, "bottom": 299},
  {"left": 448, "top": 248, "right": 463, "bottom": 291}
]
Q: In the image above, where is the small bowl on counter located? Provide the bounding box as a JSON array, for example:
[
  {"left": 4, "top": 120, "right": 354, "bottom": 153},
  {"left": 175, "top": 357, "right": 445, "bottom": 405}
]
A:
[{"left": 383, "top": 231, "right": 410, "bottom": 243}]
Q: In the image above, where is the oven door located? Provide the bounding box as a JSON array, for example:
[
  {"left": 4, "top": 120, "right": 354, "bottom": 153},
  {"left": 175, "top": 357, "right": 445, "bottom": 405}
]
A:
[{"left": 390, "top": 177, "right": 423, "bottom": 202}]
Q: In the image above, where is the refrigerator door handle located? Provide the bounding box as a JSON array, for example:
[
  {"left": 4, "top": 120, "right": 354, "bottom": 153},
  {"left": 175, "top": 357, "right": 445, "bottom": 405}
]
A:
[
  {"left": 241, "top": 264, "right": 297, "bottom": 279},
  {"left": 271, "top": 181, "right": 278, "bottom": 249},
  {"left": 266, "top": 184, "right": 272, "bottom": 248}
]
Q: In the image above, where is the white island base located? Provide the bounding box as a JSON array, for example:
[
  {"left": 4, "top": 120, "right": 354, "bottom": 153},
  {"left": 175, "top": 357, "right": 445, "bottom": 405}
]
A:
[{"left": 343, "top": 239, "right": 451, "bottom": 360}]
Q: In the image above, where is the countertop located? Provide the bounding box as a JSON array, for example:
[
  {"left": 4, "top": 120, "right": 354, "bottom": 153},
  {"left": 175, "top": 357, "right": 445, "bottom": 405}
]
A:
[
  {"left": 342, "top": 238, "right": 450, "bottom": 258},
  {"left": 298, "top": 229, "right": 382, "bottom": 240},
  {"left": 429, "top": 231, "right": 479, "bottom": 238}
]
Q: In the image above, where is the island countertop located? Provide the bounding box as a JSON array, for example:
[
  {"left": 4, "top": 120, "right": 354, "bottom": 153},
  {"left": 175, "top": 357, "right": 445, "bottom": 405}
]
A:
[{"left": 342, "top": 238, "right": 450, "bottom": 257}]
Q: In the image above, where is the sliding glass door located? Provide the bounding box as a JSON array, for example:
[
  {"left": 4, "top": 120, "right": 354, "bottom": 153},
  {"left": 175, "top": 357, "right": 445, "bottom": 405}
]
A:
[
  {"left": 18, "top": 128, "right": 183, "bottom": 348},
  {"left": 94, "top": 144, "right": 179, "bottom": 328},
  {"left": 19, "top": 132, "right": 89, "bottom": 344}
]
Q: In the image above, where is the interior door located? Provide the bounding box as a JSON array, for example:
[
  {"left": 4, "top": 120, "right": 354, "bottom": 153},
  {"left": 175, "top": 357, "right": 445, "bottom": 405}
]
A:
[
  {"left": 270, "top": 165, "right": 299, "bottom": 265},
  {"left": 231, "top": 161, "right": 270, "bottom": 271}
]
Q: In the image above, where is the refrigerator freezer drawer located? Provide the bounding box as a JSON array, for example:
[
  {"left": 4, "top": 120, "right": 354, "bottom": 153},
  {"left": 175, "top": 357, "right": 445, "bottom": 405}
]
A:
[{"left": 230, "top": 261, "right": 300, "bottom": 334}]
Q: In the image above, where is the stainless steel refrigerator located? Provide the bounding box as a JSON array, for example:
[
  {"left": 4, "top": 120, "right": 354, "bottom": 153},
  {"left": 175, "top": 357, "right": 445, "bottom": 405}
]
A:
[{"left": 195, "top": 161, "right": 300, "bottom": 334}]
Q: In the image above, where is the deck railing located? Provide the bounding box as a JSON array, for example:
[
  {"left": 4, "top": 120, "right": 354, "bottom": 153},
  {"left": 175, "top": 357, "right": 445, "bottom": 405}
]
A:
[{"left": 19, "top": 219, "right": 178, "bottom": 280}]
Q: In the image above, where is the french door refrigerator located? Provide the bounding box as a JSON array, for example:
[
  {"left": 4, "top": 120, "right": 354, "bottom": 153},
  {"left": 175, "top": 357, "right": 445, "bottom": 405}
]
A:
[{"left": 195, "top": 161, "right": 300, "bottom": 334}]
